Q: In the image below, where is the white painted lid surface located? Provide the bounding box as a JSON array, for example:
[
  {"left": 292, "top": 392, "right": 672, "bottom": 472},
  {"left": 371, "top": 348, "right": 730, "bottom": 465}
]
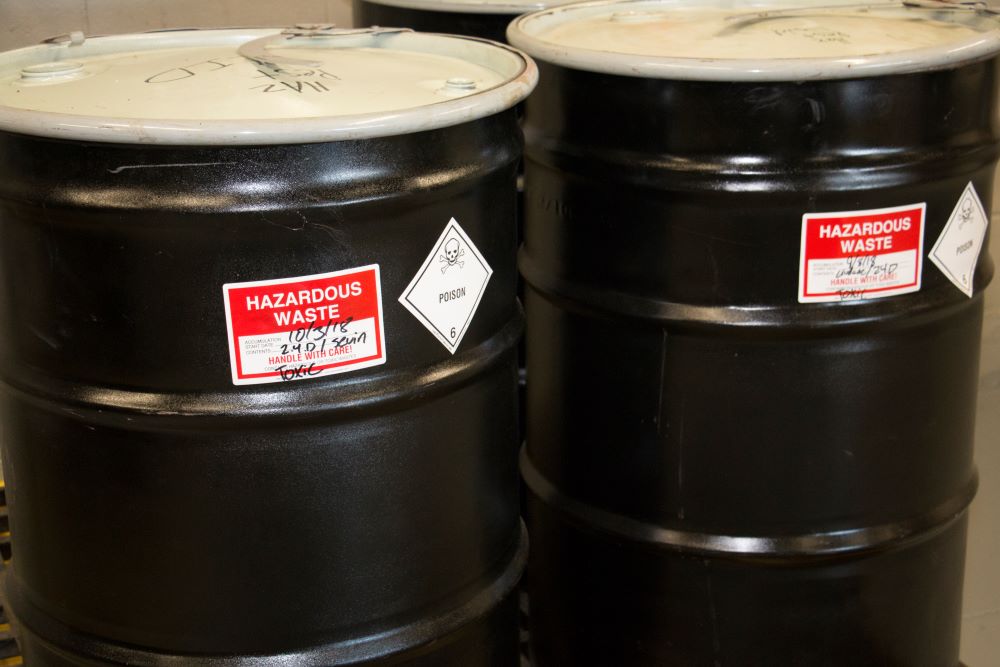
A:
[
  {"left": 0, "top": 28, "right": 537, "bottom": 144},
  {"left": 507, "top": 0, "right": 1000, "bottom": 80},
  {"left": 358, "top": 0, "right": 574, "bottom": 17}
]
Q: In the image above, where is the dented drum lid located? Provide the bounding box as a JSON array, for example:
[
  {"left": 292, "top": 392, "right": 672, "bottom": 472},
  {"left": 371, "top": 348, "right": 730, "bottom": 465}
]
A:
[
  {"left": 0, "top": 27, "right": 536, "bottom": 144},
  {"left": 507, "top": 0, "right": 1000, "bottom": 79}
]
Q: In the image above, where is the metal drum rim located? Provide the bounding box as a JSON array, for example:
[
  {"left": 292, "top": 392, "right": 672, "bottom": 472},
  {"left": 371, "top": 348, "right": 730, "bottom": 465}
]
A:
[
  {"left": 0, "top": 28, "right": 538, "bottom": 145},
  {"left": 1, "top": 522, "right": 528, "bottom": 665},
  {"left": 521, "top": 446, "right": 978, "bottom": 560},
  {"left": 519, "top": 247, "right": 995, "bottom": 335},
  {"left": 507, "top": 0, "right": 1000, "bottom": 81},
  {"left": 0, "top": 309, "right": 523, "bottom": 430}
]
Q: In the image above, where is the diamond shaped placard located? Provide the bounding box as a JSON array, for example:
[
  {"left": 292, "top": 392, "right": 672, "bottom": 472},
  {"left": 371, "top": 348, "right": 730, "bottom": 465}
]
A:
[
  {"left": 930, "top": 182, "right": 990, "bottom": 297},
  {"left": 399, "top": 218, "right": 493, "bottom": 354}
]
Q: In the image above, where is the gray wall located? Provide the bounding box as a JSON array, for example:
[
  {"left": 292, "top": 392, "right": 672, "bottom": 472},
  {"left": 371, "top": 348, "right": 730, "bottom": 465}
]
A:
[{"left": 0, "top": 2, "right": 997, "bottom": 664}]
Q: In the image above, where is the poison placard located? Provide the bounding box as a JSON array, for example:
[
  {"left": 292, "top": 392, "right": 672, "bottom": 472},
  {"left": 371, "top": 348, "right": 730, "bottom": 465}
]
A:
[
  {"left": 930, "top": 182, "right": 989, "bottom": 298},
  {"left": 798, "top": 203, "right": 925, "bottom": 303},
  {"left": 223, "top": 265, "right": 386, "bottom": 385},
  {"left": 399, "top": 218, "right": 493, "bottom": 354}
]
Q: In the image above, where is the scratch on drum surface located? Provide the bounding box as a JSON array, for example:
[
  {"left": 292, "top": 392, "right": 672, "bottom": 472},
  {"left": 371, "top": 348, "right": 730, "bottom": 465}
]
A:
[
  {"left": 28, "top": 325, "right": 60, "bottom": 351},
  {"left": 657, "top": 329, "right": 667, "bottom": 436},
  {"left": 260, "top": 213, "right": 305, "bottom": 232},
  {"left": 705, "top": 562, "right": 722, "bottom": 665},
  {"left": 107, "top": 162, "right": 232, "bottom": 174},
  {"left": 260, "top": 211, "right": 350, "bottom": 247},
  {"left": 677, "top": 395, "right": 686, "bottom": 521}
]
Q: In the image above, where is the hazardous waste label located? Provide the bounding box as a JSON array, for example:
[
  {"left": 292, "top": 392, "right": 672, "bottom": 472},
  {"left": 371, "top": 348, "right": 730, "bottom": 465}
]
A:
[
  {"left": 223, "top": 265, "right": 386, "bottom": 385},
  {"left": 798, "top": 203, "right": 926, "bottom": 303}
]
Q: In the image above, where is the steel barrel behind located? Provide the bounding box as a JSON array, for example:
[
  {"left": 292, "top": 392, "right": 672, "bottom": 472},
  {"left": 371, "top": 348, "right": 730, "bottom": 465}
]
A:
[{"left": 509, "top": 2, "right": 998, "bottom": 664}]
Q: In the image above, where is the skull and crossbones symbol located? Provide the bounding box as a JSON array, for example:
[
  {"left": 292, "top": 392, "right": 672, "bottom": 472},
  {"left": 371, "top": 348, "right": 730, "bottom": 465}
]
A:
[
  {"left": 439, "top": 238, "right": 465, "bottom": 273},
  {"left": 958, "top": 197, "right": 974, "bottom": 229}
]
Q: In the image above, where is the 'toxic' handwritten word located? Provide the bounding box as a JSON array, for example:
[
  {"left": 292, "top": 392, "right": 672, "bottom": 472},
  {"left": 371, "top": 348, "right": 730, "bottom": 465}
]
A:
[{"left": 276, "top": 363, "right": 322, "bottom": 381}]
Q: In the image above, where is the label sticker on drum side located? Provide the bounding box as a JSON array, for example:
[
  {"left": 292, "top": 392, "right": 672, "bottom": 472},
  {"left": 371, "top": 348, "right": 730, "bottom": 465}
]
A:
[
  {"left": 399, "top": 218, "right": 493, "bottom": 354},
  {"left": 930, "top": 182, "right": 989, "bottom": 298},
  {"left": 223, "top": 265, "right": 386, "bottom": 385},
  {"left": 798, "top": 203, "right": 926, "bottom": 303}
]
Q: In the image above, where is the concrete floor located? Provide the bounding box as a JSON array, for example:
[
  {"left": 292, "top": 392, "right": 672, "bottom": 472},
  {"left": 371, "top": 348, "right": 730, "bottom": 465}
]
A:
[{"left": 0, "top": 4, "right": 998, "bottom": 663}]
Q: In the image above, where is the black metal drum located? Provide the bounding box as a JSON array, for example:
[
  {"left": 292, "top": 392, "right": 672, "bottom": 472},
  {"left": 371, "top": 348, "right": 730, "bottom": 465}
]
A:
[
  {"left": 0, "top": 27, "right": 536, "bottom": 666},
  {"left": 508, "top": 2, "right": 998, "bottom": 665},
  {"left": 353, "top": 0, "right": 551, "bottom": 43}
]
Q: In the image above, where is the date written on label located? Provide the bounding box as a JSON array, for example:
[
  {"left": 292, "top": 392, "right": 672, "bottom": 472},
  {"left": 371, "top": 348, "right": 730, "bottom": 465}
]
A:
[
  {"left": 223, "top": 265, "right": 387, "bottom": 386},
  {"left": 272, "top": 317, "right": 368, "bottom": 381},
  {"left": 798, "top": 203, "right": 926, "bottom": 303}
]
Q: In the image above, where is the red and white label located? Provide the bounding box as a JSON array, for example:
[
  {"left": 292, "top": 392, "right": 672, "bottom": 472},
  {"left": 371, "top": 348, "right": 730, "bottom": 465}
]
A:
[
  {"left": 798, "top": 203, "right": 926, "bottom": 303},
  {"left": 223, "top": 265, "right": 386, "bottom": 385}
]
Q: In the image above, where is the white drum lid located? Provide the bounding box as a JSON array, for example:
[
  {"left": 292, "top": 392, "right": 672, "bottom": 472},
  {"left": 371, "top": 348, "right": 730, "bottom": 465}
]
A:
[
  {"left": 0, "top": 27, "right": 537, "bottom": 144},
  {"left": 507, "top": 0, "right": 1000, "bottom": 80}
]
